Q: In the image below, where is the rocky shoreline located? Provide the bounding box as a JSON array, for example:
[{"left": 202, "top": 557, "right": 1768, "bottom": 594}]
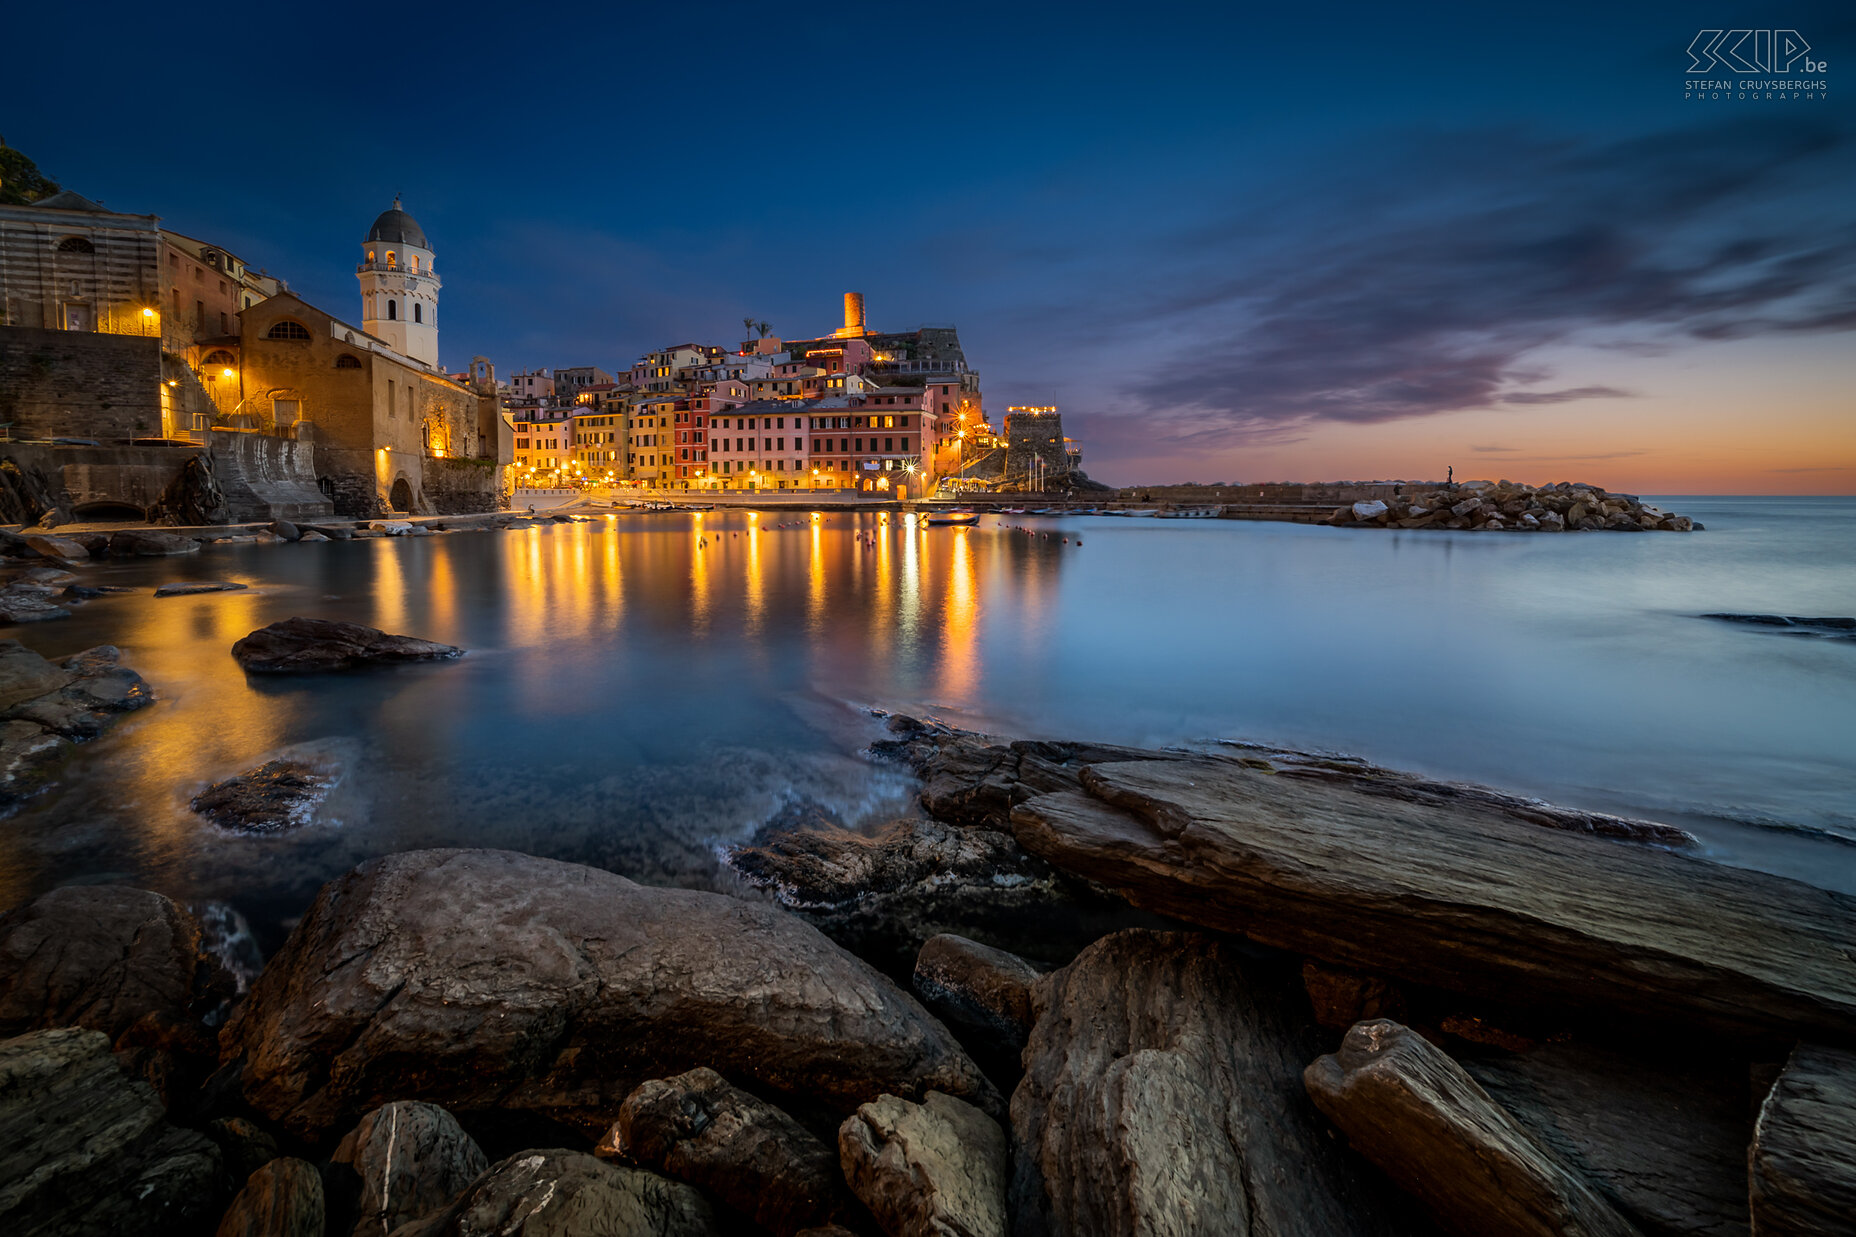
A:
[
  {"left": 2, "top": 712, "right": 1852, "bottom": 1235},
  {"left": 1327, "top": 479, "right": 1699, "bottom": 532}
]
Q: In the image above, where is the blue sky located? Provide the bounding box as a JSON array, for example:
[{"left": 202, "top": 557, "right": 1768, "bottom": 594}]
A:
[{"left": 9, "top": 0, "right": 1853, "bottom": 487}]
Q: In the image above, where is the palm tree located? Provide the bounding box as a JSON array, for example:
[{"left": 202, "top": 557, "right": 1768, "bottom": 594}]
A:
[
  {"left": 757, "top": 321, "right": 772, "bottom": 338},
  {"left": 743, "top": 317, "right": 756, "bottom": 339}
]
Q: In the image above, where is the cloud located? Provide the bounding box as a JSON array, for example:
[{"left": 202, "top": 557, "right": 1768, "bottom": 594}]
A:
[
  {"left": 1471, "top": 444, "right": 1521, "bottom": 453},
  {"left": 1103, "top": 118, "right": 1855, "bottom": 447},
  {"left": 1767, "top": 465, "right": 1855, "bottom": 473}
]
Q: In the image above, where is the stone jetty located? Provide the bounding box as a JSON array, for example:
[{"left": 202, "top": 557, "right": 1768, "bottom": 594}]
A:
[{"left": 1328, "top": 479, "right": 1697, "bottom": 532}]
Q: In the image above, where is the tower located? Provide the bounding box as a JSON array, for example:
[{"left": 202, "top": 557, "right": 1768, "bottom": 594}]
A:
[{"left": 357, "top": 197, "right": 440, "bottom": 366}]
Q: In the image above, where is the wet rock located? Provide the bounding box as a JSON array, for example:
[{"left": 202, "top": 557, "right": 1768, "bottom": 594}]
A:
[
  {"left": 0, "top": 640, "right": 71, "bottom": 709},
  {"left": 23, "top": 535, "right": 88, "bottom": 562},
  {"left": 215, "top": 1157, "right": 324, "bottom": 1237},
  {"left": 269, "top": 520, "right": 300, "bottom": 542},
  {"left": 723, "top": 814, "right": 1162, "bottom": 976},
  {"left": 1701, "top": 614, "right": 1856, "bottom": 639},
  {"left": 1353, "top": 499, "right": 1389, "bottom": 520},
  {"left": 328, "top": 1101, "right": 487, "bottom": 1237},
  {"left": 1011, "top": 757, "right": 1856, "bottom": 1042},
  {"left": 4, "top": 645, "right": 154, "bottom": 739},
  {"left": 1748, "top": 1043, "right": 1856, "bottom": 1237},
  {"left": 0, "top": 884, "right": 229, "bottom": 1040},
  {"left": 304, "top": 525, "right": 353, "bottom": 540},
  {"left": 62, "top": 583, "right": 137, "bottom": 599},
  {"left": 1011, "top": 930, "right": 1423, "bottom": 1237},
  {"left": 602, "top": 1067, "right": 845, "bottom": 1236},
  {"left": 0, "top": 591, "right": 69, "bottom": 623},
  {"left": 298, "top": 530, "right": 329, "bottom": 542},
  {"left": 223, "top": 849, "right": 995, "bottom": 1142},
  {"left": 0, "top": 1027, "right": 223, "bottom": 1236},
  {"left": 154, "top": 580, "right": 248, "bottom": 597},
  {"left": 1307, "top": 1020, "right": 1643, "bottom": 1237},
  {"left": 0, "top": 718, "right": 66, "bottom": 802},
  {"left": 231, "top": 617, "right": 464, "bottom": 673},
  {"left": 1464, "top": 1042, "right": 1751, "bottom": 1237},
  {"left": 392, "top": 1149, "right": 719, "bottom": 1237},
  {"left": 913, "top": 934, "right": 1041, "bottom": 1072},
  {"left": 841, "top": 1091, "right": 1008, "bottom": 1237},
  {"left": 109, "top": 529, "right": 201, "bottom": 556},
  {"left": 1303, "top": 960, "right": 1409, "bottom": 1031},
  {"left": 191, "top": 756, "right": 340, "bottom": 834}
]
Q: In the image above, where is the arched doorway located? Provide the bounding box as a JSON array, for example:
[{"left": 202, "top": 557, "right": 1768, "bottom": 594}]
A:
[
  {"left": 389, "top": 478, "right": 414, "bottom": 513},
  {"left": 71, "top": 501, "right": 146, "bottom": 522}
]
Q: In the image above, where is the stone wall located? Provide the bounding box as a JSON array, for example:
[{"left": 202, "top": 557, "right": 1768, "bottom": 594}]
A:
[
  {"left": 0, "top": 326, "right": 164, "bottom": 441},
  {"left": 420, "top": 455, "right": 504, "bottom": 514},
  {"left": 208, "top": 430, "right": 334, "bottom": 523},
  {"left": 0, "top": 440, "right": 208, "bottom": 521}
]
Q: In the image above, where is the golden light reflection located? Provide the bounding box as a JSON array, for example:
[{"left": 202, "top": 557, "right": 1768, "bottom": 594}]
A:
[
  {"left": 745, "top": 516, "right": 764, "bottom": 637},
  {"left": 939, "top": 526, "right": 979, "bottom": 700}
]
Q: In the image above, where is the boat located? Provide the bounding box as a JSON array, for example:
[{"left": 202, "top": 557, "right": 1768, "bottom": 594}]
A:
[
  {"left": 1156, "top": 506, "right": 1221, "bottom": 519},
  {"left": 925, "top": 512, "right": 982, "bottom": 526}
]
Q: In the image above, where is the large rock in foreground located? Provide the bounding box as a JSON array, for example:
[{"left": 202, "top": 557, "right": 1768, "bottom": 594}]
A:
[
  {"left": 214, "top": 1157, "right": 324, "bottom": 1237},
  {"left": 222, "top": 849, "right": 994, "bottom": 1141},
  {"left": 1306, "top": 1020, "right": 1644, "bottom": 1237},
  {"left": 0, "top": 885, "right": 227, "bottom": 1041},
  {"left": 0, "top": 1027, "right": 222, "bottom": 1236},
  {"left": 1011, "top": 758, "right": 1856, "bottom": 1042},
  {"left": 231, "top": 617, "right": 463, "bottom": 673},
  {"left": 1749, "top": 1043, "right": 1856, "bottom": 1237},
  {"left": 392, "top": 1149, "right": 720, "bottom": 1237},
  {"left": 1010, "top": 930, "right": 1424, "bottom": 1236},
  {"left": 328, "top": 1101, "right": 487, "bottom": 1237},
  {"left": 840, "top": 1091, "right": 1009, "bottom": 1237}
]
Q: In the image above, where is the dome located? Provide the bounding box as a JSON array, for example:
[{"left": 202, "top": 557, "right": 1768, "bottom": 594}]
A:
[{"left": 366, "top": 197, "right": 428, "bottom": 249}]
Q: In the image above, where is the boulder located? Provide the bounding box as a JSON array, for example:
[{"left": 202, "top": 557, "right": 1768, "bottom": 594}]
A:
[
  {"left": 0, "top": 718, "right": 66, "bottom": 803},
  {"left": 205, "top": 1116, "right": 281, "bottom": 1182},
  {"left": 0, "top": 640, "right": 71, "bottom": 710},
  {"left": 1749, "top": 1043, "right": 1856, "bottom": 1237},
  {"left": 3, "top": 645, "right": 154, "bottom": 740},
  {"left": 108, "top": 530, "right": 200, "bottom": 556},
  {"left": 913, "top": 934, "right": 1042, "bottom": 1071},
  {"left": 154, "top": 581, "right": 248, "bottom": 597},
  {"left": 1010, "top": 757, "right": 1856, "bottom": 1042},
  {"left": 0, "top": 1027, "right": 222, "bottom": 1236},
  {"left": 601, "top": 1067, "right": 845, "bottom": 1236},
  {"left": 269, "top": 520, "right": 300, "bottom": 542},
  {"left": 298, "top": 530, "right": 329, "bottom": 542},
  {"left": 1306, "top": 1020, "right": 1643, "bottom": 1237},
  {"left": 23, "top": 535, "right": 88, "bottom": 562},
  {"left": 390, "top": 1149, "right": 719, "bottom": 1237},
  {"left": 231, "top": 617, "right": 464, "bottom": 673},
  {"left": 222, "top": 849, "right": 995, "bottom": 1141},
  {"left": 215, "top": 1157, "right": 324, "bottom": 1237},
  {"left": 1464, "top": 1042, "right": 1751, "bottom": 1237},
  {"left": 841, "top": 1091, "right": 1008, "bottom": 1237},
  {"left": 1011, "top": 930, "right": 1424, "bottom": 1236},
  {"left": 1353, "top": 500, "right": 1389, "bottom": 520},
  {"left": 191, "top": 755, "right": 340, "bottom": 834},
  {"left": 0, "top": 592, "right": 68, "bottom": 623},
  {"left": 0, "top": 884, "right": 228, "bottom": 1041},
  {"left": 723, "top": 813, "right": 1161, "bottom": 976},
  {"left": 328, "top": 1101, "right": 487, "bottom": 1237}
]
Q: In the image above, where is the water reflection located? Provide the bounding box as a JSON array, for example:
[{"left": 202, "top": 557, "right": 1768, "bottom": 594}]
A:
[{"left": 1, "top": 500, "right": 1853, "bottom": 942}]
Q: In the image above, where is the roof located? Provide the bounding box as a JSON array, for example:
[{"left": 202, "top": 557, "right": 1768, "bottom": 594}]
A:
[
  {"left": 29, "top": 189, "right": 112, "bottom": 213},
  {"left": 365, "top": 198, "right": 428, "bottom": 248}
]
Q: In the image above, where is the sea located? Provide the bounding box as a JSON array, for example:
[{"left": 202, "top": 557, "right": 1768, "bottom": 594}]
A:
[{"left": 2, "top": 496, "right": 1851, "bottom": 953}]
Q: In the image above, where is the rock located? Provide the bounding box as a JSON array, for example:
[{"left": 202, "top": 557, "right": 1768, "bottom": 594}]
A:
[
  {"left": 1306, "top": 1020, "right": 1644, "bottom": 1237},
  {"left": 4, "top": 645, "right": 154, "bottom": 739},
  {"left": 33, "top": 506, "right": 72, "bottom": 530},
  {"left": 231, "top": 617, "right": 464, "bottom": 673},
  {"left": 328, "top": 1101, "right": 487, "bottom": 1237},
  {"left": 1464, "top": 1042, "right": 1751, "bottom": 1237},
  {"left": 0, "top": 885, "right": 229, "bottom": 1041},
  {"left": 0, "top": 718, "right": 66, "bottom": 802},
  {"left": 723, "top": 813, "right": 1164, "bottom": 977},
  {"left": 216, "top": 1157, "right": 324, "bottom": 1237},
  {"left": 0, "top": 1027, "right": 223, "bottom": 1236},
  {"left": 1011, "top": 930, "right": 1423, "bottom": 1237},
  {"left": 1749, "top": 1043, "right": 1856, "bottom": 1237},
  {"left": 1702, "top": 614, "right": 1856, "bottom": 639},
  {"left": 1303, "top": 960, "right": 1408, "bottom": 1031},
  {"left": 369, "top": 521, "right": 413, "bottom": 535},
  {"left": 392, "top": 1149, "right": 719, "bottom": 1237},
  {"left": 0, "top": 592, "right": 69, "bottom": 623},
  {"left": 841, "top": 1091, "right": 1008, "bottom": 1237},
  {"left": 1010, "top": 757, "right": 1856, "bottom": 1042},
  {"left": 602, "top": 1067, "right": 845, "bottom": 1236},
  {"left": 298, "top": 530, "right": 329, "bottom": 542},
  {"left": 206, "top": 1116, "right": 281, "bottom": 1181},
  {"left": 191, "top": 756, "right": 340, "bottom": 834},
  {"left": 913, "top": 934, "right": 1041, "bottom": 1071},
  {"left": 269, "top": 520, "right": 300, "bottom": 542},
  {"left": 109, "top": 529, "right": 201, "bottom": 556},
  {"left": 0, "top": 640, "right": 71, "bottom": 709},
  {"left": 23, "top": 535, "right": 88, "bottom": 561},
  {"left": 1353, "top": 500, "right": 1389, "bottom": 520},
  {"left": 305, "top": 525, "right": 353, "bottom": 540},
  {"left": 154, "top": 581, "right": 248, "bottom": 597},
  {"left": 222, "top": 849, "right": 995, "bottom": 1141},
  {"left": 62, "top": 583, "right": 137, "bottom": 599}
]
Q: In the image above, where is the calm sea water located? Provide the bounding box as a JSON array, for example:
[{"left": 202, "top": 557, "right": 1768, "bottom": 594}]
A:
[{"left": 3, "top": 496, "right": 1852, "bottom": 947}]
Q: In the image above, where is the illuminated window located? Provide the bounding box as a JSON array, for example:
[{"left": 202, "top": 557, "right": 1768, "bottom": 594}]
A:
[
  {"left": 266, "top": 321, "right": 311, "bottom": 340},
  {"left": 385, "top": 251, "right": 397, "bottom": 269}
]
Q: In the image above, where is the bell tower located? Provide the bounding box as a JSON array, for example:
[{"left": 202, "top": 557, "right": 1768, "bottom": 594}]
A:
[{"left": 357, "top": 197, "right": 440, "bottom": 366}]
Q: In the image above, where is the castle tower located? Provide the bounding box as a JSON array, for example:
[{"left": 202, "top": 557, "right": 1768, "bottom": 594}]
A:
[{"left": 357, "top": 197, "right": 440, "bottom": 366}]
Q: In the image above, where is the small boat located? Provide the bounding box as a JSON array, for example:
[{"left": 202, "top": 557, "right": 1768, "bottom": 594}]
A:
[
  {"left": 1122, "top": 508, "right": 1159, "bottom": 518},
  {"left": 999, "top": 507, "right": 1028, "bottom": 515},
  {"left": 1156, "top": 507, "right": 1220, "bottom": 519},
  {"left": 925, "top": 512, "right": 981, "bottom": 526}
]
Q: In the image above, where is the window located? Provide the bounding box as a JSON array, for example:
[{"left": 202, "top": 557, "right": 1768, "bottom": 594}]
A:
[
  {"left": 272, "top": 399, "right": 299, "bottom": 425},
  {"left": 194, "top": 300, "right": 205, "bottom": 329},
  {"left": 413, "top": 303, "right": 422, "bottom": 324},
  {"left": 219, "top": 312, "right": 228, "bottom": 333},
  {"left": 203, "top": 350, "right": 236, "bottom": 366},
  {"left": 266, "top": 320, "right": 311, "bottom": 340},
  {"left": 335, "top": 354, "right": 362, "bottom": 369},
  {"left": 385, "top": 251, "right": 397, "bottom": 269},
  {"left": 56, "top": 236, "right": 94, "bottom": 253}
]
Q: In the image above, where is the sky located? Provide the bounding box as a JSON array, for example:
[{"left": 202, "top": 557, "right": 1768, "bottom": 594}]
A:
[{"left": 7, "top": 0, "right": 1853, "bottom": 491}]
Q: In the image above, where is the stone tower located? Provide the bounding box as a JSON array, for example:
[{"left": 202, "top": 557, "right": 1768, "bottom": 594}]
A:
[{"left": 357, "top": 197, "right": 440, "bottom": 366}]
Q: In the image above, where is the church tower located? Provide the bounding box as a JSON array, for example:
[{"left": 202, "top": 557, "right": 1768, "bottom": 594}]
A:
[{"left": 357, "top": 198, "right": 440, "bottom": 367}]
